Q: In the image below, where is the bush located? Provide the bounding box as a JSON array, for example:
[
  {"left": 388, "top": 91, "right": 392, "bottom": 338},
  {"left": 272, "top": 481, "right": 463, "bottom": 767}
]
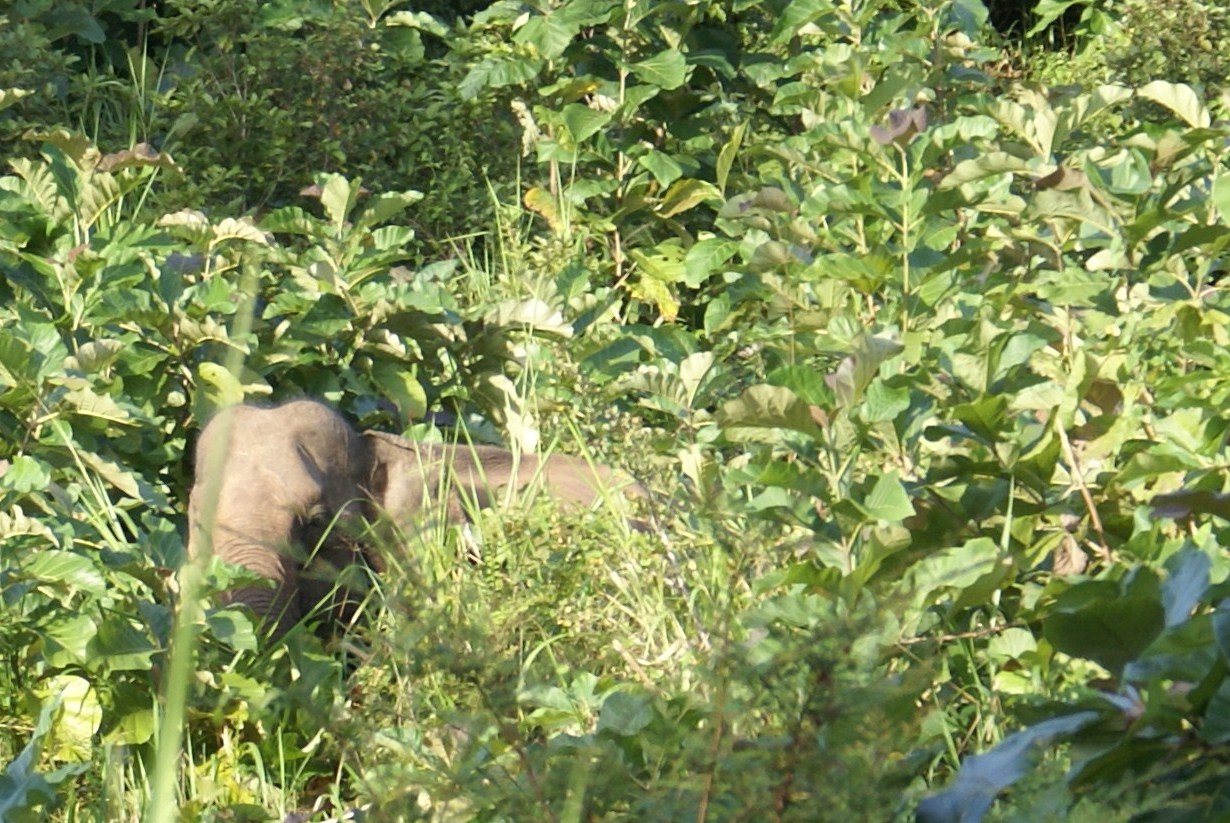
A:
[{"left": 151, "top": 0, "right": 519, "bottom": 255}]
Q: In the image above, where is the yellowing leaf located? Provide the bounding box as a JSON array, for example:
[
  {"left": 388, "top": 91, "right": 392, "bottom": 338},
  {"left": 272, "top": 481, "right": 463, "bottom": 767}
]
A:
[
  {"left": 524, "top": 186, "right": 562, "bottom": 232},
  {"left": 657, "top": 179, "right": 721, "bottom": 219},
  {"left": 37, "top": 675, "right": 101, "bottom": 764},
  {"left": 628, "top": 275, "right": 679, "bottom": 322}
]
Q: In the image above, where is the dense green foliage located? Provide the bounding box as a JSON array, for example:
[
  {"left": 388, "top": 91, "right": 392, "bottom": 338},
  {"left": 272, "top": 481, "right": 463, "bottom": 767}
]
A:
[{"left": 3, "top": 0, "right": 1230, "bottom": 821}]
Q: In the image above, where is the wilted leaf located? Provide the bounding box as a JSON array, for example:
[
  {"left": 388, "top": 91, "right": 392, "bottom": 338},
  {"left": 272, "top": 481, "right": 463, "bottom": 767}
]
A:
[
  {"left": 1034, "top": 165, "right": 1088, "bottom": 191},
  {"left": 524, "top": 187, "right": 562, "bottom": 232},
  {"left": 96, "top": 143, "right": 182, "bottom": 174},
  {"left": 1052, "top": 533, "right": 1087, "bottom": 576},
  {"left": 871, "top": 106, "right": 928, "bottom": 146}
]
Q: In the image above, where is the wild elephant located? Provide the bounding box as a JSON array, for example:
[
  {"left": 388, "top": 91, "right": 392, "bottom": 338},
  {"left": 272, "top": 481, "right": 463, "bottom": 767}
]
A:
[{"left": 187, "top": 399, "right": 643, "bottom": 636}]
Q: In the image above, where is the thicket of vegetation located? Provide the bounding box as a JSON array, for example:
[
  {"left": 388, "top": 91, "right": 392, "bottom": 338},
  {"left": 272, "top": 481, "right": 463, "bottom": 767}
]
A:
[{"left": 2, "top": 0, "right": 1230, "bottom": 820}]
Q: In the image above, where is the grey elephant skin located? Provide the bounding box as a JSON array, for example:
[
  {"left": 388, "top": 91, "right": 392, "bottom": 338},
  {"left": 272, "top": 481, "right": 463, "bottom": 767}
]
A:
[{"left": 187, "top": 399, "right": 642, "bottom": 636}]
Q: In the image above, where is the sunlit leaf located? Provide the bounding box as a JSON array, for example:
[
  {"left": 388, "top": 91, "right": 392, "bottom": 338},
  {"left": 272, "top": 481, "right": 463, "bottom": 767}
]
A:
[
  {"left": 629, "top": 49, "right": 688, "bottom": 90},
  {"left": 1138, "top": 81, "right": 1210, "bottom": 128}
]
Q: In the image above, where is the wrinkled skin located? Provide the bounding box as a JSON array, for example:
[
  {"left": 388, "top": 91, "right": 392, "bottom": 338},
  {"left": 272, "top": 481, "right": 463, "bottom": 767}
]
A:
[{"left": 188, "top": 400, "right": 643, "bottom": 636}]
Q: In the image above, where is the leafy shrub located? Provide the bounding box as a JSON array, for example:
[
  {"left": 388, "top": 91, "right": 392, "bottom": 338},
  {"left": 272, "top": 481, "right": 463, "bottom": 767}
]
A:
[
  {"left": 0, "top": 15, "right": 81, "bottom": 153},
  {"left": 1108, "top": 0, "right": 1228, "bottom": 95},
  {"left": 150, "top": 0, "right": 519, "bottom": 254}
]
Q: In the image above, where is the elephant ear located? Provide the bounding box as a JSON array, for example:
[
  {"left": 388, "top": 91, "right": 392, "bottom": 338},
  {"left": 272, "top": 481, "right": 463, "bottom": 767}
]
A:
[{"left": 359, "top": 432, "right": 391, "bottom": 511}]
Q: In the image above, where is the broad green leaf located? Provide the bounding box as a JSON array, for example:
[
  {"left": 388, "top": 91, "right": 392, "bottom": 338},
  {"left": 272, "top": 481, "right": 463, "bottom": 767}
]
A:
[
  {"left": 317, "top": 174, "right": 358, "bottom": 232},
  {"left": 657, "top": 179, "right": 721, "bottom": 219},
  {"left": 260, "top": 206, "right": 318, "bottom": 237},
  {"left": 89, "top": 617, "right": 157, "bottom": 673},
  {"left": 1203, "top": 680, "right": 1230, "bottom": 744},
  {"left": 77, "top": 448, "right": 150, "bottom": 502},
  {"left": 63, "top": 386, "right": 131, "bottom": 425},
  {"left": 917, "top": 712, "right": 1102, "bottom": 823},
  {"left": 683, "top": 237, "right": 738, "bottom": 287},
  {"left": 1213, "top": 173, "right": 1230, "bottom": 225},
  {"left": 863, "top": 471, "right": 915, "bottom": 522},
  {"left": 628, "top": 241, "right": 686, "bottom": 284},
  {"left": 156, "top": 209, "right": 213, "bottom": 246},
  {"left": 1214, "top": 605, "right": 1230, "bottom": 661},
  {"left": 1044, "top": 574, "right": 1165, "bottom": 674},
  {"left": 717, "top": 384, "right": 822, "bottom": 441},
  {"left": 1138, "top": 81, "right": 1210, "bottom": 128},
  {"left": 637, "top": 150, "right": 684, "bottom": 187},
  {"left": 1160, "top": 547, "right": 1211, "bottom": 627},
  {"left": 1027, "top": 0, "right": 1090, "bottom": 34},
  {"left": 827, "top": 335, "right": 903, "bottom": 409},
  {"left": 1119, "top": 442, "right": 1203, "bottom": 487},
  {"left": 939, "top": 152, "right": 1031, "bottom": 189},
  {"left": 512, "top": 12, "right": 577, "bottom": 59},
  {"left": 356, "top": 190, "right": 423, "bottom": 230},
  {"left": 716, "top": 122, "right": 747, "bottom": 196},
  {"left": 629, "top": 49, "right": 688, "bottom": 90},
  {"left": 0, "top": 506, "right": 58, "bottom": 544},
  {"left": 65, "top": 340, "right": 125, "bottom": 374},
  {"left": 23, "top": 551, "right": 106, "bottom": 594},
  {"left": 562, "top": 104, "right": 611, "bottom": 144},
  {"left": 484, "top": 297, "right": 572, "bottom": 336},
  {"left": 905, "top": 538, "right": 1001, "bottom": 608},
  {"left": 196, "top": 362, "right": 246, "bottom": 423},
  {"left": 596, "top": 692, "right": 653, "bottom": 736},
  {"left": 678, "top": 352, "right": 716, "bottom": 409},
  {"left": 770, "top": 0, "right": 829, "bottom": 45},
  {"left": 862, "top": 379, "right": 910, "bottom": 423},
  {"left": 459, "top": 55, "right": 544, "bottom": 99},
  {"left": 208, "top": 609, "right": 259, "bottom": 653},
  {"left": 0, "top": 456, "right": 52, "bottom": 494},
  {"left": 42, "top": 613, "right": 97, "bottom": 667}
]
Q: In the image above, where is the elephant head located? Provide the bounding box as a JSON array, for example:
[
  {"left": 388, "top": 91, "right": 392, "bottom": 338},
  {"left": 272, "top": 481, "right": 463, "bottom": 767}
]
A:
[
  {"left": 187, "top": 400, "right": 372, "bottom": 636},
  {"left": 188, "top": 400, "right": 646, "bottom": 637}
]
